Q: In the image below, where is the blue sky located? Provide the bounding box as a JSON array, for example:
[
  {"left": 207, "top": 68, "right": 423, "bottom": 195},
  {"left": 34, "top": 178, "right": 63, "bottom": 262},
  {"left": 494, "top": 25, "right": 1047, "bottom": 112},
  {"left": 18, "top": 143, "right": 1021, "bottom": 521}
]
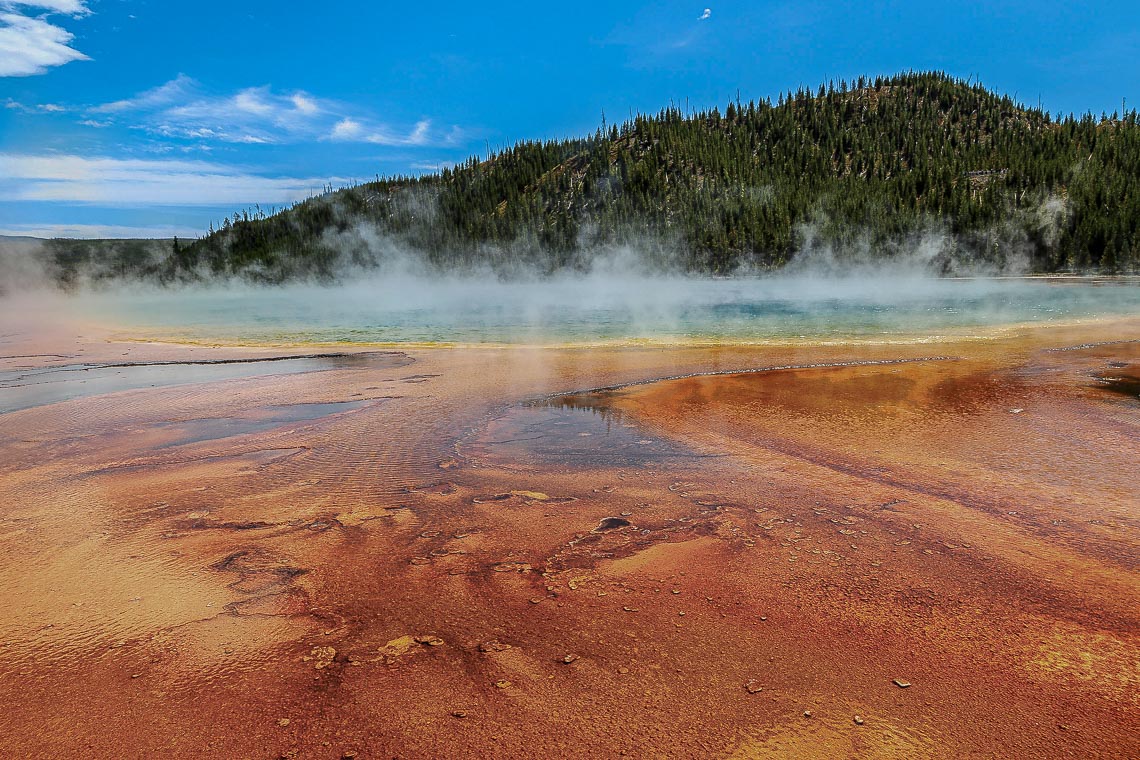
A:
[{"left": 1, "top": 0, "right": 1137, "bottom": 239}]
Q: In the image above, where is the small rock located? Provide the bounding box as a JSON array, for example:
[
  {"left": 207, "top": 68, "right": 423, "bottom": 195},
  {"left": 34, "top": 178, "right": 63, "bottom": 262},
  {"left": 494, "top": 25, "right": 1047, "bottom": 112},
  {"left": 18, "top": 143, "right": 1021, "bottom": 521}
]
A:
[
  {"left": 745, "top": 680, "right": 763, "bottom": 694},
  {"left": 277, "top": 718, "right": 290, "bottom": 727},
  {"left": 342, "top": 752, "right": 358, "bottom": 759},
  {"left": 512, "top": 490, "right": 551, "bottom": 501},
  {"left": 452, "top": 710, "right": 467, "bottom": 718},
  {"left": 892, "top": 678, "right": 911, "bottom": 689},
  {"left": 479, "top": 640, "right": 511, "bottom": 653},
  {"left": 310, "top": 646, "right": 337, "bottom": 669},
  {"left": 854, "top": 715, "right": 864, "bottom": 725},
  {"left": 494, "top": 679, "right": 511, "bottom": 689},
  {"left": 414, "top": 635, "right": 445, "bottom": 647},
  {"left": 379, "top": 636, "right": 417, "bottom": 662},
  {"left": 562, "top": 654, "right": 579, "bottom": 664},
  {"left": 803, "top": 710, "right": 813, "bottom": 718},
  {"left": 595, "top": 517, "right": 632, "bottom": 532},
  {"left": 671, "top": 589, "right": 681, "bottom": 595},
  {"left": 529, "top": 597, "right": 543, "bottom": 605},
  {"left": 622, "top": 606, "right": 639, "bottom": 612}
]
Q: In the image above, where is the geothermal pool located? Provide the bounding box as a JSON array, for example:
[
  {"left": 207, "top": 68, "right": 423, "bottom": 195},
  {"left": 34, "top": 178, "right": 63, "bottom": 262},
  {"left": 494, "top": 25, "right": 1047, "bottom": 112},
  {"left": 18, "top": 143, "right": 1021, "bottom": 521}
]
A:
[{"left": 71, "top": 275, "right": 1140, "bottom": 345}]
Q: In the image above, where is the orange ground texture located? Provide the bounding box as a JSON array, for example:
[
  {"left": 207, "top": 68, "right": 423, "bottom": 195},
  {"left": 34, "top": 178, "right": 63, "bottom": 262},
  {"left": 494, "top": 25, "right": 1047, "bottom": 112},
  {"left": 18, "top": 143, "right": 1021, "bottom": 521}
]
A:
[{"left": 0, "top": 312, "right": 1137, "bottom": 759}]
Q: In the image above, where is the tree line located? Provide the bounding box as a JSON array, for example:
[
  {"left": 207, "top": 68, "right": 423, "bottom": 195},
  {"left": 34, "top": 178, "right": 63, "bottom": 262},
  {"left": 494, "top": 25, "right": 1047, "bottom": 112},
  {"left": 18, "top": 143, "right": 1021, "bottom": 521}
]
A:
[{"left": 46, "top": 71, "right": 1140, "bottom": 285}]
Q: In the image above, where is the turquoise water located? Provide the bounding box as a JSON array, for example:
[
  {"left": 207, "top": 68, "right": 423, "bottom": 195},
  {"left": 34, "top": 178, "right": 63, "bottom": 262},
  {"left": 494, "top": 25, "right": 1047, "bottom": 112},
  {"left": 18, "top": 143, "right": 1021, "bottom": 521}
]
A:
[{"left": 85, "top": 276, "right": 1140, "bottom": 345}]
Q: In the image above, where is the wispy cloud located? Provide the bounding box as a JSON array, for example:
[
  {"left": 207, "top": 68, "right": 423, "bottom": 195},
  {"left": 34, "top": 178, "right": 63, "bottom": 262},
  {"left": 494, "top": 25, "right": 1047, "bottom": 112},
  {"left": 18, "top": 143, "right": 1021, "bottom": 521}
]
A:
[
  {"left": 4, "top": 97, "right": 70, "bottom": 112},
  {"left": 93, "top": 73, "right": 196, "bottom": 113},
  {"left": 329, "top": 117, "right": 363, "bottom": 141},
  {"left": 4, "top": 1, "right": 90, "bottom": 15},
  {"left": 290, "top": 93, "right": 318, "bottom": 115},
  {"left": 698, "top": 8, "right": 711, "bottom": 21},
  {"left": 328, "top": 117, "right": 433, "bottom": 146},
  {"left": 0, "top": 1, "right": 91, "bottom": 77},
  {"left": 0, "top": 153, "right": 345, "bottom": 205},
  {"left": 90, "top": 76, "right": 328, "bottom": 144},
  {"left": 83, "top": 76, "right": 458, "bottom": 148}
]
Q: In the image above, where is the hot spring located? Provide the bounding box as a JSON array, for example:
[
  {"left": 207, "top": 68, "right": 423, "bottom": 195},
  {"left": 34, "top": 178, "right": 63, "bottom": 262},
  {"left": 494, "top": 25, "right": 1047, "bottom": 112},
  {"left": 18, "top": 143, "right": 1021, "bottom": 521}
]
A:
[{"left": 68, "top": 275, "right": 1140, "bottom": 346}]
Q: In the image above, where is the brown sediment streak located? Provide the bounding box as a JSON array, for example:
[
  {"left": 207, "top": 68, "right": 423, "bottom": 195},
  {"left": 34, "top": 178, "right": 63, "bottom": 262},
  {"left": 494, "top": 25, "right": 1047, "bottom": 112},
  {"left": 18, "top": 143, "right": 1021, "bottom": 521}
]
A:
[
  {"left": 535, "top": 355, "right": 959, "bottom": 400},
  {"left": 1, "top": 350, "right": 410, "bottom": 380},
  {"left": 682, "top": 423, "right": 1140, "bottom": 584},
  {"left": 1045, "top": 338, "right": 1139, "bottom": 352},
  {"left": 0, "top": 353, "right": 76, "bottom": 360}
]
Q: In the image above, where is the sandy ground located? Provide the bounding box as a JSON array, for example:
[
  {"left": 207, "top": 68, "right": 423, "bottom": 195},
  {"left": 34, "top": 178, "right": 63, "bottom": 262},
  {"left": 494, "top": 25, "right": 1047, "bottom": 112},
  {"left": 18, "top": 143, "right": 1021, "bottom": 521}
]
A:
[{"left": 0, "top": 309, "right": 1137, "bottom": 759}]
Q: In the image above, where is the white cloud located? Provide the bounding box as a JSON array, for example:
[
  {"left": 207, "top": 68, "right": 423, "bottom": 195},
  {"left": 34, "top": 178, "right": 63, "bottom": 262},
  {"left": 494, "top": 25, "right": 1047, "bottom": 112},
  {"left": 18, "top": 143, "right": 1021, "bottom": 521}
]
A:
[
  {"left": 0, "top": 153, "right": 346, "bottom": 205},
  {"left": 698, "top": 8, "right": 711, "bottom": 20},
  {"left": 232, "top": 88, "right": 274, "bottom": 116},
  {"left": 94, "top": 73, "right": 196, "bottom": 113},
  {"left": 330, "top": 117, "right": 363, "bottom": 140},
  {"left": 328, "top": 117, "right": 434, "bottom": 146},
  {"left": 94, "top": 79, "right": 341, "bottom": 145},
  {"left": 407, "top": 119, "right": 430, "bottom": 145},
  {"left": 0, "top": 11, "right": 89, "bottom": 76},
  {"left": 156, "top": 87, "right": 315, "bottom": 143},
  {"left": 291, "top": 93, "right": 319, "bottom": 115},
  {"left": 4, "top": 2, "right": 91, "bottom": 15},
  {"left": 87, "top": 77, "right": 454, "bottom": 148},
  {"left": 4, "top": 97, "right": 69, "bottom": 112}
]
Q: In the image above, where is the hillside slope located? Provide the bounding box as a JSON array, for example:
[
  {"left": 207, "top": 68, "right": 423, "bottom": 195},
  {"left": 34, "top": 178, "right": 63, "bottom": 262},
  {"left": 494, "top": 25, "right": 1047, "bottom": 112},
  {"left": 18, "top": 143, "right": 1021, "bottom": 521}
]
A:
[{"left": 56, "top": 72, "right": 1140, "bottom": 283}]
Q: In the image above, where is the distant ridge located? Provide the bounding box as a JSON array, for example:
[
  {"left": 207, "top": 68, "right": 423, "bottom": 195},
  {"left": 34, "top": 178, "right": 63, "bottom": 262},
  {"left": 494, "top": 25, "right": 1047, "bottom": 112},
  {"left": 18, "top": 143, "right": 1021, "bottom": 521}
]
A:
[{"left": 45, "top": 72, "right": 1140, "bottom": 284}]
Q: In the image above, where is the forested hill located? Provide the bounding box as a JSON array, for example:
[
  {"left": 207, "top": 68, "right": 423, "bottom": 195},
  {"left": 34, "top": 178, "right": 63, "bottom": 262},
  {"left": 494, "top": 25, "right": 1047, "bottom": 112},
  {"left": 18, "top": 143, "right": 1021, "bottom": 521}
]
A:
[{"left": 55, "top": 71, "right": 1140, "bottom": 283}]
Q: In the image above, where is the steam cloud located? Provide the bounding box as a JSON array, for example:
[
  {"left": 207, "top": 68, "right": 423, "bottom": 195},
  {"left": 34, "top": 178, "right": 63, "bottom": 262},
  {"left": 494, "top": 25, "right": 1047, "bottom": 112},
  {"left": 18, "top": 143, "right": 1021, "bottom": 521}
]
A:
[
  {"left": 3, "top": 190, "right": 1128, "bottom": 348},
  {"left": 4, "top": 193, "right": 1136, "bottom": 350}
]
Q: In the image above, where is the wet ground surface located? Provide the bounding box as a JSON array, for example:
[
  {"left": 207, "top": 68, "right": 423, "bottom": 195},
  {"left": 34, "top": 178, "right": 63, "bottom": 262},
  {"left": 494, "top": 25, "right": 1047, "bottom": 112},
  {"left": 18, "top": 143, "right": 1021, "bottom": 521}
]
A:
[
  {"left": 473, "top": 396, "right": 721, "bottom": 469},
  {"left": 0, "top": 322, "right": 1137, "bottom": 758},
  {"left": 0, "top": 351, "right": 409, "bottom": 413}
]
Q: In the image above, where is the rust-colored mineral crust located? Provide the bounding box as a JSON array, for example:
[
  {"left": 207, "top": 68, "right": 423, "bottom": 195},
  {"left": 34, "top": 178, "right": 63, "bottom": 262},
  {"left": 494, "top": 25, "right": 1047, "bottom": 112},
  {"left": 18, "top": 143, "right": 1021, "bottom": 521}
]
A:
[{"left": 0, "top": 317, "right": 1137, "bottom": 758}]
